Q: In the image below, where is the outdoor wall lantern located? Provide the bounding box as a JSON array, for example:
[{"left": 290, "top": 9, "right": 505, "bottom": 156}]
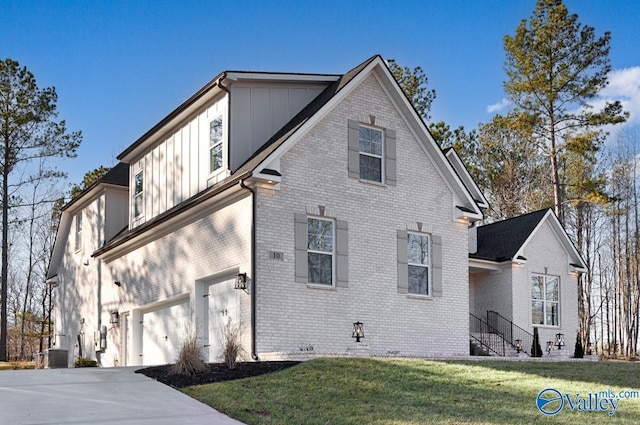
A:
[
  {"left": 110, "top": 311, "right": 120, "bottom": 326},
  {"left": 586, "top": 341, "right": 593, "bottom": 355},
  {"left": 555, "top": 333, "right": 565, "bottom": 350},
  {"left": 546, "top": 340, "right": 554, "bottom": 355},
  {"left": 235, "top": 273, "right": 247, "bottom": 290},
  {"left": 352, "top": 321, "right": 364, "bottom": 343},
  {"left": 514, "top": 339, "right": 522, "bottom": 353},
  {"left": 114, "top": 281, "right": 122, "bottom": 287}
]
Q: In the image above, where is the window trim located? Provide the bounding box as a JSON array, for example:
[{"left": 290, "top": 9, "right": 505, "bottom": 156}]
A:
[
  {"left": 209, "top": 114, "right": 224, "bottom": 174},
  {"left": 407, "top": 232, "right": 432, "bottom": 297},
  {"left": 134, "top": 170, "right": 144, "bottom": 219},
  {"left": 358, "top": 124, "right": 385, "bottom": 183},
  {"left": 531, "top": 274, "right": 560, "bottom": 327},
  {"left": 306, "top": 216, "right": 336, "bottom": 287}
]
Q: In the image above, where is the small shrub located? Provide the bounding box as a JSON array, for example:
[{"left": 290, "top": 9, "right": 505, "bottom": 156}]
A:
[
  {"left": 74, "top": 357, "right": 98, "bottom": 368},
  {"left": 573, "top": 333, "right": 584, "bottom": 358},
  {"left": 172, "top": 334, "right": 206, "bottom": 376},
  {"left": 222, "top": 319, "right": 246, "bottom": 370}
]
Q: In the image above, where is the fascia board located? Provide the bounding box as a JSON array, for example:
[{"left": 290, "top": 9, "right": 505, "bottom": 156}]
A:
[
  {"left": 444, "top": 149, "right": 489, "bottom": 208},
  {"left": 47, "top": 212, "right": 71, "bottom": 279},
  {"left": 225, "top": 71, "right": 340, "bottom": 83},
  {"left": 469, "top": 258, "right": 504, "bottom": 271}
]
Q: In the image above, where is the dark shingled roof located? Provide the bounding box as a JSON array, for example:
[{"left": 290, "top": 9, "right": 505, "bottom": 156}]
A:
[
  {"left": 99, "top": 162, "right": 129, "bottom": 187},
  {"left": 473, "top": 209, "right": 550, "bottom": 261}
]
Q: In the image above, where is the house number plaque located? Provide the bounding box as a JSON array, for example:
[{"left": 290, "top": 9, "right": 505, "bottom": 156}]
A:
[{"left": 268, "top": 251, "right": 284, "bottom": 261}]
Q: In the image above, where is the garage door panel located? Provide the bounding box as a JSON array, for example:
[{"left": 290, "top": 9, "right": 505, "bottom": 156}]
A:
[{"left": 141, "top": 299, "right": 189, "bottom": 366}]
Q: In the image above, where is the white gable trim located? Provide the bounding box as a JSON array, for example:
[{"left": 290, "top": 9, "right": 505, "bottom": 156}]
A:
[
  {"left": 254, "top": 56, "right": 482, "bottom": 220},
  {"left": 445, "top": 149, "right": 489, "bottom": 209},
  {"left": 513, "top": 210, "right": 587, "bottom": 270}
]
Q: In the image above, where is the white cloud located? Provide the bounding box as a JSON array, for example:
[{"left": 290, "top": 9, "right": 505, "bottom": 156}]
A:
[
  {"left": 597, "top": 66, "right": 640, "bottom": 125},
  {"left": 486, "top": 98, "right": 510, "bottom": 114}
]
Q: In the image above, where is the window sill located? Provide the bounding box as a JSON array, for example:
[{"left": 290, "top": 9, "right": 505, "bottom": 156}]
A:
[
  {"left": 406, "top": 294, "right": 433, "bottom": 301},
  {"left": 306, "top": 283, "right": 337, "bottom": 291},
  {"left": 358, "top": 179, "right": 387, "bottom": 188},
  {"left": 532, "top": 324, "right": 561, "bottom": 329}
]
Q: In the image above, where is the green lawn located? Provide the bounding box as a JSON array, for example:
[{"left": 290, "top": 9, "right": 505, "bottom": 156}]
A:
[{"left": 183, "top": 358, "right": 640, "bottom": 425}]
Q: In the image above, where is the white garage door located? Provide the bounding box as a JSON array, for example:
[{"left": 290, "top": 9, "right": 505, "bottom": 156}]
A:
[
  {"left": 204, "top": 277, "right": 239, "bottom": 362},
  {"left": 141, "top": 298, "right": 190, "bottom": 366}
]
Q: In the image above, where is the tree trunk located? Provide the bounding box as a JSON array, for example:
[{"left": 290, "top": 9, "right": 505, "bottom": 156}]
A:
[{"left": 0, "top": 140, "right": 9, "bottom": 361}]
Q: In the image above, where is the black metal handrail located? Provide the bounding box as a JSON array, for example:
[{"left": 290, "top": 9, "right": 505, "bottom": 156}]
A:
[
  {"left": 469, "top": 313, "right": 505, "bottom": 356},
  {"left": 487, "top": 310, "right": 533, "bottom": 356}
]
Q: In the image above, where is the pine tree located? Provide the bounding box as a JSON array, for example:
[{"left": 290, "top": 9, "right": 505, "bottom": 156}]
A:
[{"left": 503, "top": 0, "right": 627, "bottom": 224}]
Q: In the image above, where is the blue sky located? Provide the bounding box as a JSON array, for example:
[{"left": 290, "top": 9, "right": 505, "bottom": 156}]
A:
[{"left": 1, "top": 0, "right": 638, "bottom": 188}]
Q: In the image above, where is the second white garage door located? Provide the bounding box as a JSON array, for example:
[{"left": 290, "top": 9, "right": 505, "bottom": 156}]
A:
[{"left": 140, "top": 298, "right": 190, "bottom": 366}]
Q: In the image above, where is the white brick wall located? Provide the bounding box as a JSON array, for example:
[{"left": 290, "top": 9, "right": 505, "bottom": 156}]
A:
[
  {"left": 255, "top": 74, "right": 470, "bottom": 358},
  {"left": 55, "top": 192, "right": 252, "bottom": 366},
  {"left": 470, "top": 267, "right": 513, "bottom": 319},
  {"left": 522, "top": 220, "right": 579, "bottom": 345}
]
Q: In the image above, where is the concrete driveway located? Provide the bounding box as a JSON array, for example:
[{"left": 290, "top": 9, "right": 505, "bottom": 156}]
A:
[{"left": 0, "top": 367, "right": 244, "bottom": 425}]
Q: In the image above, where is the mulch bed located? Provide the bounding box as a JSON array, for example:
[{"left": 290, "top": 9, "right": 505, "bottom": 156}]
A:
[{"left": 135, "top": 361, "right": 301, "bottom": 388}]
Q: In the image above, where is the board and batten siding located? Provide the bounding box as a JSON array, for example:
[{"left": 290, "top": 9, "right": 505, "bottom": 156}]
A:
[
  {"left": 230, "top": 83, "right": 328, "bottom": 171},
  {"left": 130, "top": 94, "right": 228, "bottom": 227}
]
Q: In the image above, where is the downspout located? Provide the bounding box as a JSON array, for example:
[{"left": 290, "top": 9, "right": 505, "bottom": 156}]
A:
[
  {"left": 217, "top": 74, "right": 232, "bottom": 173},
  {"left": 239, "top": 175, "right": 258, "bottom": 360}
]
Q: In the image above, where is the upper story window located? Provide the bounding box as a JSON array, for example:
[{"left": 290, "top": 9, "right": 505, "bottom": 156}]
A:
[
  {"left": 74, "top": 212, "right": 83, "bottom": 252},
  {"left": 358, "top": 125, "right": 384, "bottom": 183},
  {"left": 531, "top": 274, "right": 559, "bottom": 326},
  {"left": 209, "top": 115, "right": 223, "bottom": 173},
  {"left": 348, "top": 119, "right": 396, "bottom": 186},
  {"left": 407, "top": 233, "right": 431, "bottom": 296},
  {"left": 307, "top": 217, "right": 335, "bottom": 286},
  {"left": 134, "top": 170, "right": 144, "bottom": 218}
]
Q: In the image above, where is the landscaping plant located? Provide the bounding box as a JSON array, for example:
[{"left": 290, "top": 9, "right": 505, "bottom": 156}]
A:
[{"left": 171, "top": 333, "right": 206, "bottom": 375}]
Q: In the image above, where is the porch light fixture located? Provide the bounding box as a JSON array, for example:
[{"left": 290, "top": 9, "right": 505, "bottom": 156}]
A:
[
  {"left": 546, "top": 341, "right": 554, "bottom": 355},
  {"left": 235, "top": 273, "right": 247, "bottom": 290},
  {"left": 514, "top": 339, "right": 522, "bottom": 353},
  {"left": 352, "top": 321, "right": 364, "bottom": 343},
  {"left": 555, "top": 333, "right": 565, "bottom": 350},
  {"left": 586, "top": 341, "right": 593, "bottom": 355},
  {"left": 114, "top": 281, "right": 122, "bottom": 287},
  {"left": 110, "top": 311, "right": 120, "bottom": 326}
]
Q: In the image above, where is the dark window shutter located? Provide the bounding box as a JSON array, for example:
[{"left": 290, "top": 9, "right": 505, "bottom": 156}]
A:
[
  {"left": 336, "top": 220, "right": 348, "bottom": 287},
  {"left": 397, "top": 230, "right": 408, "bottom": 294},
  {"left": 348, "top": 120, "right": 360, "bottom": 179},
  {"left": 431, "top": 235, "right": 443, "bottom": 297},
  {"left": 294, "top": 213, "right": 308, "bottom": 283},
  {"left": 385, "top": 129, "right": 397, "bottom": 186}
]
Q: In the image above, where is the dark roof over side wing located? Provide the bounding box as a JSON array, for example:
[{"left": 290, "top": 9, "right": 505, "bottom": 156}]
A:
[{"left": 473, "top": 209, "right": 549, "bottom": 261}]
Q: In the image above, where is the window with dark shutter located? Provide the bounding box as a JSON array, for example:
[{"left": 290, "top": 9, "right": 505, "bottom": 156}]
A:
[{"left": 348, "top": 119, "right": 396, "bottom": 185}]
